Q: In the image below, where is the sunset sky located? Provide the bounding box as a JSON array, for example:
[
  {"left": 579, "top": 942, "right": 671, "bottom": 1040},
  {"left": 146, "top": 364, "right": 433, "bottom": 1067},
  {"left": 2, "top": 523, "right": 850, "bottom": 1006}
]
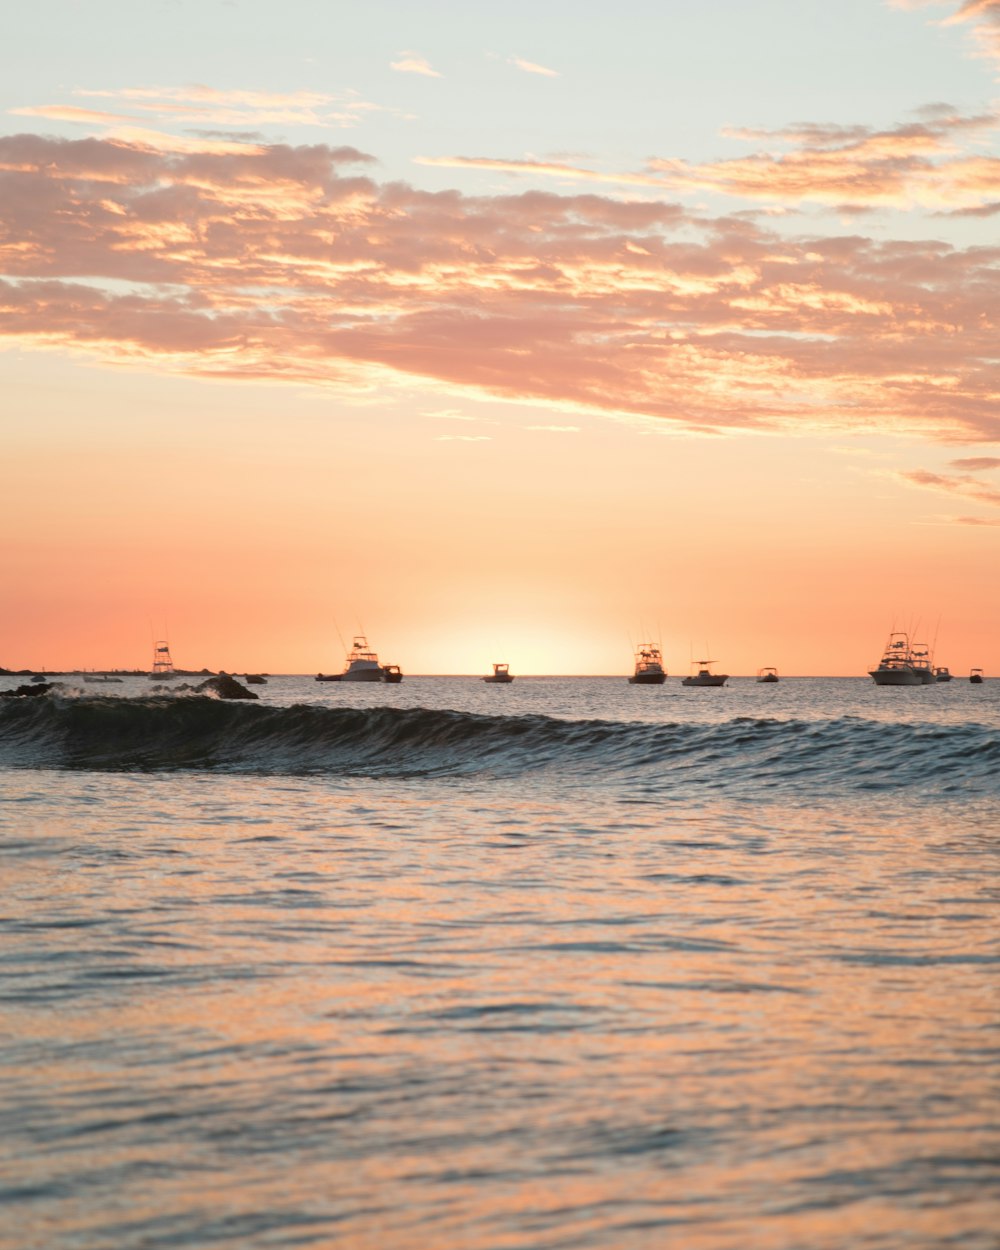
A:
[{"left": 2, "top": 0, "right": 998, "bottom": 675}]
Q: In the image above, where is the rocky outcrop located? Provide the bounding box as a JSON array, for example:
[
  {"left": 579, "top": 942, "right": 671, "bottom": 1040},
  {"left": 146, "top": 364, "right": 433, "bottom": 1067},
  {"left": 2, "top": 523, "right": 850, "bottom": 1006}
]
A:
[{"left": 194, "top": 674, "right": 259, "bottom": 700}]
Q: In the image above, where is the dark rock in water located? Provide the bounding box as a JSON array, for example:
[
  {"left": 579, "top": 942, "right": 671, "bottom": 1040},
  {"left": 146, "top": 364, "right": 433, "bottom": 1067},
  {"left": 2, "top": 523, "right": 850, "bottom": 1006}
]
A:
[
  {"left": 244, "top": 674, "right": 267, "bottom": 684},
  {"left": 195, "top": 674, "right": 259, "bottom": 700},
  {"left": 1, "top": 682, "right": 58, "bottom": 698}
]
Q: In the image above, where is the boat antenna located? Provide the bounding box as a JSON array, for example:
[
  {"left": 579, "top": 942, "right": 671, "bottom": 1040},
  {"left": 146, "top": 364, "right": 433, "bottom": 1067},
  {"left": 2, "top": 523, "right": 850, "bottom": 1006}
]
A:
[{"left": 334, "top": 621, "right": 348, "bottom": 654}]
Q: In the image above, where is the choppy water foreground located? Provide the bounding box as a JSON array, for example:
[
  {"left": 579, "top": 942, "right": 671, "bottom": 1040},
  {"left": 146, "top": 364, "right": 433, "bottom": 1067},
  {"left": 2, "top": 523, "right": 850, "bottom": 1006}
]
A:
[{"left": 1, "top": 679, "right": 997, "bottom": 1249}]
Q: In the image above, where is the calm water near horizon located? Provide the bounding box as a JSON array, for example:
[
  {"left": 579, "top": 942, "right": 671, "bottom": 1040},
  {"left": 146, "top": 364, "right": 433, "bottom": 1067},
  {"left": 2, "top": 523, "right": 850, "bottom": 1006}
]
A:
[{"left": 1, "top": 677, "right": 997, "bottom": 1248}]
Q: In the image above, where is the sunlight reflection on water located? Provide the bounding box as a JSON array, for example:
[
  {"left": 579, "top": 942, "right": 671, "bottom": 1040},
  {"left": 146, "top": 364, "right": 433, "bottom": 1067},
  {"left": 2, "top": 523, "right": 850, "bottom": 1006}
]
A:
[{"left": 1, "top": 756, "right": 997, "bottom": 1249}]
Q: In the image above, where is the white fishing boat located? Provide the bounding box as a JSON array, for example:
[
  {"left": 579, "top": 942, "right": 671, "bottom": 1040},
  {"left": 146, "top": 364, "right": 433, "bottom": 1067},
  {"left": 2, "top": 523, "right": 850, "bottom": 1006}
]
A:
[
  {"left": 868, "top": 633, "right": 926, "bottom": 686},
  {"left": 150, "top": 641, "right": 175, "bottom": 680},
  {"left": 682, "top": 660, "right": 727, "bottom": 687},
  {"left": 756, "top": 667, "right": 779, "bottom": 683},
  {"left": 316, "top": 635, "right": 390, "bottom": 683},
  {"left": 934, "top": 666, "right": 952, "bottom": 683},
  {"left": 628, "top": 644, "right": 666, "bottom": 685},
  {"left": 484, "top": 662, "right": 514, "bottom": 684},
  {"left": 340, "top": 635, "right": 384, "bottom": 682}
]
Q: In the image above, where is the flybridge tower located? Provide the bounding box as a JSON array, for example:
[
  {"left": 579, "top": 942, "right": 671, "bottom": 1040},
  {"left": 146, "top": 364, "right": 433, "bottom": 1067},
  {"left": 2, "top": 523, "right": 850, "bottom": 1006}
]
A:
[{"left": 151, "top": 640, "right": 175, "bottom": 678}]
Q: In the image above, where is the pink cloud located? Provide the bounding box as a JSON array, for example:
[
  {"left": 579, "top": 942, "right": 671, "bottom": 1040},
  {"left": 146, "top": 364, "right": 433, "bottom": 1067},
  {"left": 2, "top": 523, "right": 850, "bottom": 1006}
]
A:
[
  {"left": 950, "top": 455, "right": 1000, "bottom": 468},
  {"left": 1, "top": 133, "right": 998, "bottom": 442},
  {"left": 10, "top": 105, "right": 134, "bottom": 125},
  {"left": 943, "top": 0, "right": 1000, "bottom": 66},
  {"left": 647, "top": 111, "right": 1000, "bottom": 211},
  {"left": 390, "top": 53, "right": 442, "bottom": 78},
  {"left": 900, "top": 467, "right": 1000, "bottom": 507},
  {"left": 422, "top": 109, "right": 1000, "bottom": 213},
  {"left": 510, "top": 57, "right": 559, "bottom": 77}
]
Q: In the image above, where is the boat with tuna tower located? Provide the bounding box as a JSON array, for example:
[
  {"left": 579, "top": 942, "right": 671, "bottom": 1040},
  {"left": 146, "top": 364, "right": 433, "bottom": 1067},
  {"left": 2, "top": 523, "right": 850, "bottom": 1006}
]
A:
[
  {"left": 628, "top": 643, "right": 667, "bottom": 685},
  {"left": 868, "top": 632, "right": 932, "bottom": 686}
]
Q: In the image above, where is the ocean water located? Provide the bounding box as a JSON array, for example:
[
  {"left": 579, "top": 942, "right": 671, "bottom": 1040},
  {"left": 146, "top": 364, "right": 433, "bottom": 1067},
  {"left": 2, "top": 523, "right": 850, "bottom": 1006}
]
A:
[{"left": 1, "top": 676, "right": 997, "bottom": 1250}]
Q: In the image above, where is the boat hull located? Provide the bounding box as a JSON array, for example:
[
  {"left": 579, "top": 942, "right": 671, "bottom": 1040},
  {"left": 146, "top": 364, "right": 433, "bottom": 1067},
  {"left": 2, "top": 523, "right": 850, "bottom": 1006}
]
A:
[
  {"left": 682, "top": 677, "right": 727, "bottom": 687},
  {"left": 869, "top": 668, "right": 923, "bottom": 686},
  {"left": 341, "top": 667, "right": 383, "bottom": 682},
  {"left": 629, "top": 672, "right": 665, "bottom": 685},
  {"left": 484, "top": 675, "right": 514, "bottom": 683}
]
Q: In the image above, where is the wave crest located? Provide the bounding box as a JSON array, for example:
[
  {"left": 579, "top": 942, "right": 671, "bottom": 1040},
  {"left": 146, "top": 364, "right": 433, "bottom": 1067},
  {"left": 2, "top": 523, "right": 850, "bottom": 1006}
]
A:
[{"left": 0, "top": 696, "right": 996, "bottom": 792}]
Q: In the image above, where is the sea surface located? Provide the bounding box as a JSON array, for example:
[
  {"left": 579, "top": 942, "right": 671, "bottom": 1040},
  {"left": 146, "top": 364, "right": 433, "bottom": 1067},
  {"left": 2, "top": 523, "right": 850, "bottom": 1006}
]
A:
[{"left": 1, "top": 675, "right": 997, "bottom": 1249}]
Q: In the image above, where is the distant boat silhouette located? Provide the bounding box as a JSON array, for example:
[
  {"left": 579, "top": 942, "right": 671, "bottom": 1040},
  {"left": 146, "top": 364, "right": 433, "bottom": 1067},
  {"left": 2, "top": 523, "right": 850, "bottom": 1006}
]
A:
[
  {"left": 756, "top": 667, "right": 779, "bottom": 683},
  {"left": 316, "top": 635, "right": 401, "bottom": 682},
  {"left": 970, "top": 667, "right": 984, "bottom": 684},
  {"left": 484, "top": 662, "right": 514, "bottom": 684},
  {"left": 628, "top": 644, "right": 666, "bottom": 685},
  {"left": 151, "top": 640, "right": 175, "bottom": 680}
]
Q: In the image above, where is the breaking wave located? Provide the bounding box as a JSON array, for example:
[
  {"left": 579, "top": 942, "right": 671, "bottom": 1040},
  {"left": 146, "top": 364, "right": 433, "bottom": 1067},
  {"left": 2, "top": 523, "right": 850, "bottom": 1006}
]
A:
[{"left": 1, "top": 695, "right": 997, "bottom": 794}]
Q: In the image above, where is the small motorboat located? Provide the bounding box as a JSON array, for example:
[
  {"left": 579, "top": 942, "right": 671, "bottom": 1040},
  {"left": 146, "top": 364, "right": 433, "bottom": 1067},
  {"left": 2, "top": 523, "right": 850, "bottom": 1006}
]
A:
[
  {"left": 934, "top": 667, "right": 952, "bottom": 682},
  {"left": 315, "top": 672, "right": 342, "bottom": 682},
  {"left": 382, "top": 664, "right": 403, "bottom": 684},
  {"left": 484, "top": 662, "right": 514, "bottom": 684},
  {"left": 756, "top": 667, "right": 779, "bottom": 683},
  {"left": 682, "top": 660, "right": 728, "bottom": 687},
  {"left": 970, "top": 668, "right": 985, "bottom": 684}
]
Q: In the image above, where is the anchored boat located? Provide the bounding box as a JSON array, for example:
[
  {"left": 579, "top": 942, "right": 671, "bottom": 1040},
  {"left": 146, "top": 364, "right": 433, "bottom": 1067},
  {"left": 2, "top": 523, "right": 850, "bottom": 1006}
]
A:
[
  {"left": 868, "top": 632, "right": 930, "bottom": 686},
  {"left": 316, "top": 635, "right": 401, "bottom": 683},
  {"left": 682, "top": 660, "right": 728, "bottom": 687},
  {"left": 484, "top": 663, "right": 514, "bottom": 684},
  {"left": 628, "top": 644, "right": 666, "bottom": 685},
  {"left": 756, "top": 667, "right": 779, "bottom": 683},
  {"left": 150, "top": 640, "right": 175, "bottom": 680}
]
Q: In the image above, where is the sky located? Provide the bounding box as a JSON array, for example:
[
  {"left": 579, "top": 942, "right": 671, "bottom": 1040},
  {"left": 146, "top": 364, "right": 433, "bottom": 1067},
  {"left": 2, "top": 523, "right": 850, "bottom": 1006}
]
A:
[{"left": 1, "top": 0, "right": 998, "bottom": 675}]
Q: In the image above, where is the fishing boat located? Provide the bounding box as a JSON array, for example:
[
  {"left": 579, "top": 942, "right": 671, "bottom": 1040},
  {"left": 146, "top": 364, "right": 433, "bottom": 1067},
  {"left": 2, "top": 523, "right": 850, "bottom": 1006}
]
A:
[
  {"left": 382, "top": 664, "right": 403, "bottom": 684},
  {"left": 484, "top": 662, "right": 514, "bottom": 684},
  {"left": 970, "top": 667, "right": 984, "bottom": 684},
  {"left": 868, "top": 632, "right": 925, "bottom": 686},
  {"left": 628, "top": 644, "right": 666, "bottom": 685},
  {"left": 911, "top": 643, "right": 935, "bottom": 685},
  {"left": 682, "top": 660, "right": 727, "bottom": 687},
  {"left": 934, "top": 666, "right": 952, "bottom": 682},
  {"left": 150, "top": 640, "right": 175, "bottom": 680},
  {"left": 756, "top": 667, "right": 779, "bottom": 683},
  {"left": 316, "top": 635, "right": 390, "bottom": 683}
]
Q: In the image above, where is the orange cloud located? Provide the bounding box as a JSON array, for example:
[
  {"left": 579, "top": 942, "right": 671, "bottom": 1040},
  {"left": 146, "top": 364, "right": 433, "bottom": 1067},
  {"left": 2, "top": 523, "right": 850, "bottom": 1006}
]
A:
[
  {"left": 950, "top": 455, "right": 1000, "bottom": 468},
  {"left": 10, "top": 105, "right": 134, "bottom": 125},
  {"left": 390, "top": 53, "right": 442, "bottom": 78},
  {"left": 1, "top": 134, "right": 998, "bottom": 442},
  {"left": 943, "top": 0, "right": 1000, "bottom": 66},
  {"left": 900, "top": 467, "right": 1000, "bottom": 510},
  {"left": 73, "top": 85, "right": 393, "bottom": 129},
  {"left": 422, "top": 109, "right": 1000, "bottom": 213},
  {"left": 648, "top": 111, "right": 1000, "bottom": 211},
  {"left": 510, "top": 57, "right": 559, "bottom": 77}
]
